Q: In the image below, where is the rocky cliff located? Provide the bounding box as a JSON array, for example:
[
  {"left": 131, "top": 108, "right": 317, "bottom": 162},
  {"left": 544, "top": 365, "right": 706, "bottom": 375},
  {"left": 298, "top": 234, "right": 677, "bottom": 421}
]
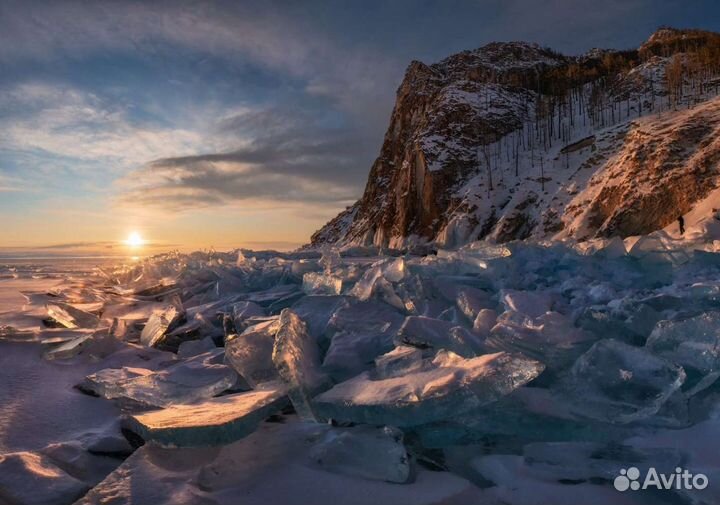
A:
[{"left": 311, "top": 28, "right": 720, "bottom": 249}]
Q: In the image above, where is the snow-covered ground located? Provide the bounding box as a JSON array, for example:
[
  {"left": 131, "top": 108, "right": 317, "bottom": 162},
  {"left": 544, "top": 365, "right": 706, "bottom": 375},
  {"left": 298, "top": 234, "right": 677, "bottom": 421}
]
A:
[{"left": 1, "top": 240, "right": 720, "bottom": 505}]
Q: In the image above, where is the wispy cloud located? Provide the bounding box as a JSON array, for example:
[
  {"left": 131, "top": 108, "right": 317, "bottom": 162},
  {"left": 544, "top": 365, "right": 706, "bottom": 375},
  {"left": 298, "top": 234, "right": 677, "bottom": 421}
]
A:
[
  {"left": 115, "top": 103, "right": 369, "bottom": 211},
  {"left": 0, "top": 174, "right": 27, "bottom": 192},
  {"left": 0, "top": 1, "right": 400, "bottom": 124},
  {"left": 0, "top": 83, "right": 206, "bottom": 171}
]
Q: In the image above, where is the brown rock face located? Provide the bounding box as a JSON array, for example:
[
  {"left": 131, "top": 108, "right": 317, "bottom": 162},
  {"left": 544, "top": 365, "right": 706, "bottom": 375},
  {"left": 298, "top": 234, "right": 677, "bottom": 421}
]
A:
[
  {"left": 311, "top": 43, "right": 566, "bottom": 248},
  {"left": 311, "top": 29, "right": 720, "bottom": 249}
]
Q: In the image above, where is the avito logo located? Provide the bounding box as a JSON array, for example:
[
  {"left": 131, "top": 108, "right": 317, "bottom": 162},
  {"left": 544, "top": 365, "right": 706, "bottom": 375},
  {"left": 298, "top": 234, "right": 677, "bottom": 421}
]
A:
[{"left": 614, "top": 467, "right": 708, "bottom": 492}]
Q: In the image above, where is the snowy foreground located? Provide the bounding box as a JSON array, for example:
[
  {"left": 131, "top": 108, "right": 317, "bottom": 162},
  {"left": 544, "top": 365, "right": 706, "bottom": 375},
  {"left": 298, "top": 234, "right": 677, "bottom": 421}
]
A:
[{"left": 1, "top": 233, "right": 720, "bottom": 505}]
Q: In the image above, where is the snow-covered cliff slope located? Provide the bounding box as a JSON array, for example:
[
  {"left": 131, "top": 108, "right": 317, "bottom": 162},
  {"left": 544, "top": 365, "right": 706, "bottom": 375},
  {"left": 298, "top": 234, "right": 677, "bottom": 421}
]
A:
[{"left": 311, "top": 28, "right": 720, "bottom": 249}]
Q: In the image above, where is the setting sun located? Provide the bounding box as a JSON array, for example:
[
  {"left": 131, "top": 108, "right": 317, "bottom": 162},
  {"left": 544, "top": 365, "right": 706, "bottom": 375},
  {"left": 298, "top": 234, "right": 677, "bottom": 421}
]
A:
[{"left": 124, "top": 232, "right": 145, "bottom": 247}]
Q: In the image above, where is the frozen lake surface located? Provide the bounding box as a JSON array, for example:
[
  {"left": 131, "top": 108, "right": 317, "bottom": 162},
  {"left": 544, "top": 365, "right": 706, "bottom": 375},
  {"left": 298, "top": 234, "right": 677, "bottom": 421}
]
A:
[{"left": 1, "top": 237, "right": 719, "bottom": 505}]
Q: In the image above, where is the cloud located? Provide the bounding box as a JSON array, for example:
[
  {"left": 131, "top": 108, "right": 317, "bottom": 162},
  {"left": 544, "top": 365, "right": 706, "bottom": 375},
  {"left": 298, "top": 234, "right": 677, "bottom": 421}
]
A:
[
  {"left": 0, "top": 83, "right": 206, "bottom": 171},
  {"left": 0, "top": 174, "right": 27, "bottom": 192},
  {"left": 0, "top": 0, "right": 400, "bottom": 126},
  {"left": 0, "top": 3, "right": 395, "bottom": 214},
  {"left": 114, "top": 101, "right": 373, "bottom": 211},
  {"left": 117, "top": 145, "right": 361, "bottom": 211}
]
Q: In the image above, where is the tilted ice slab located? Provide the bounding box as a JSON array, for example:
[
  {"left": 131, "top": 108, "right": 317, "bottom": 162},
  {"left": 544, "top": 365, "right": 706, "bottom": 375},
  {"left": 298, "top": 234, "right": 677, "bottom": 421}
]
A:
[
  {"left": 322, "top": 299, "right": 404, "bottom": 382},
  {"left": 46, "top": 302, "right": 99, "bottom": 329},
  {"left": 289, "top": 294, "right": 348, "bottom": 345},
  {"left": 43, "top": 333, "right": 97, "bottom": 361},
  {"left": 319, "top": 247, "right": 342, "bottom": 271},
  {"left": 302, "top": 272, "right": 343, "bottom": 295},
  {"left": 82, "top": 354, "right": 238, "bottom": 408},
  {"left": 0, "top": 451, "right": 89, "bottom": 505},
  {"left": 395, "top": 316, "right": 484, "bottom": 357},
  {"left": 43, "top": 330, "right": 118, "bottom": 361},
  {"left": 454, "top": 286, "right": 494, "bottom": 322},
  {"left": 349, "top": 258, "right": 407, "bottom": 310},
  {"left": 646, "top": 312, "right": 720, "bottom": 375},
  {"left": 140, "top": 303, "right": 185, "bottom": 349},
  {"left": 314, "top": 350, "right": 544, "bottom": 427},
  {"left": 122, "top": 385, "right": 288, "bottom": 447},
  {"left": 374, "top": 346, "right": 425, "bottom": 379},
  {"left": 644, "top": 311, "right": 720, "bottom": 396},
  {"left": 499, "top": 290, "right": 555, "bottom": 319},
  {"left": 558, "top": 339, "right": 686, "bottom": 424},
  {"left": 225, "top": 318, "right": 280, "bottom": 388},
  {"left": 308, "top": 425, "right": 410, "bottom": 483},
  {"left": 350, "top": 258, "right": 406, "bottom": 301},
  {"left": 230, "top": 300, "right": 265, "bottom": 332},
  {"left": 272, "top": 309, "right": 333, "bottom": 421},
  {"left": 485, "top": 311, "right": 595, "bottom": 371},
  {"left": 77, "top": 366, "right": 154, "bottom": 398}
]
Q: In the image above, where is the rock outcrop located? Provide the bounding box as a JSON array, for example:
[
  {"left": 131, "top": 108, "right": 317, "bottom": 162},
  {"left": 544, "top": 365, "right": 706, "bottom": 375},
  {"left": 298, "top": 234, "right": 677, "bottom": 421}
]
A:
[{"left": 311, "top": 28, "right": 720, "bottom": 248}]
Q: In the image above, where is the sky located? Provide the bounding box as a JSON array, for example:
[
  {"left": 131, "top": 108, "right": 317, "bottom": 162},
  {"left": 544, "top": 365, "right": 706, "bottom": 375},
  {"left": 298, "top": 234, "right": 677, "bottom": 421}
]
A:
[{"left": 1, "top": 0, "right": 719, "bottom": 254}]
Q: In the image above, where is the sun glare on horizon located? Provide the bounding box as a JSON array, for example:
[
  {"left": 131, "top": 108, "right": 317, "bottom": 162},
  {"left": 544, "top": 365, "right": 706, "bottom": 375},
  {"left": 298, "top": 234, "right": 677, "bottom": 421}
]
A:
[{"left": 124, "top": 232, "right": 145, "bottom": 247}]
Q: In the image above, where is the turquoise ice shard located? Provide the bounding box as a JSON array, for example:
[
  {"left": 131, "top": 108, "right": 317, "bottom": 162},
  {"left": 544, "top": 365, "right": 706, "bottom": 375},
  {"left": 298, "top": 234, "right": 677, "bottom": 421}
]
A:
[
  {"left": 46, "top": 302, "right": 100, "bottom": 329},
  {"left": 319, "top": 247, "right": 342, "bottom": 272},
  {"left": 322, "top": 299, "right": 404, "bottom": 382},
  {"left": 646, "top": 312, "right": 720, "bottom": 374},
  {"left": 559, "top": 339, "right": 686, "bottom": 424},
  {"left": 230, "top": 301, "right": 265, "bottom": 332},
  {"left": 455, "top": 286, "right": 494, "bottom": 322},
  {"left": 314, "top": 350, "right": 544, "bottom": 427},
  {"left": 499, "top": 289, "right": 554, "bottom": 318},
  {"left": 308, "top": 425, "right": 410, "bottom": 483},
  {"left": 77, "top": 366, "right": 153, "bottom": 397},
  {"left": 302, "top": 272, "right": 343, "bottom": 295},
  {"left": 373, "top": 346, "right": 424, "bottom": 379},
  {"left": 225, "top": 318, "right": 280, "bottom": 388},
  {"left": 122, "top": 386, "right": 288, "bottom": 447},
  {"left": 140, "top": 303, "right": 185, "bottom": 348},
  {"left": 272, "top": 309, "right": 333, "bottom": 421},
  {"left": 43, "top": 334, "right": 96, "bottom": 360},
  {"left": 82, "top": 356, "right": 238, "bottom": 407},
  {"left": 485, "top": 311, "right": 594, "bottom": 370},
  {"left": 289, "top": 295, "right": 347, "bottom": 344},
  {"left": 394, "top": 316, "right": 484, "bottom": 357}
]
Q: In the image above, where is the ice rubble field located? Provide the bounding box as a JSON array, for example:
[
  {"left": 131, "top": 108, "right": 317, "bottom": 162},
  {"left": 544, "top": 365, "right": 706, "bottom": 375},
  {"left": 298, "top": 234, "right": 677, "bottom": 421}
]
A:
[{"left": 1, "top": 234, "right": 720, "bottom": 505}]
